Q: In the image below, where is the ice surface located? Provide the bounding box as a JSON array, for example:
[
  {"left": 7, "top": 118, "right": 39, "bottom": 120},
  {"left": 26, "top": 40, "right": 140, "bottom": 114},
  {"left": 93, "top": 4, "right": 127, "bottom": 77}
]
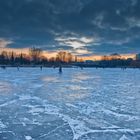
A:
[{"left": 0, "top": 68, "right": 140, "bottom": 140}]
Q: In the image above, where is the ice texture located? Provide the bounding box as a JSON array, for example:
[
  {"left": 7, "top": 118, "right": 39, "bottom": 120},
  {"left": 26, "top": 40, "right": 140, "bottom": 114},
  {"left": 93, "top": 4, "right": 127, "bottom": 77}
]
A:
[{"left": 0, "top": 68, "right": 140, "bottom": 140}]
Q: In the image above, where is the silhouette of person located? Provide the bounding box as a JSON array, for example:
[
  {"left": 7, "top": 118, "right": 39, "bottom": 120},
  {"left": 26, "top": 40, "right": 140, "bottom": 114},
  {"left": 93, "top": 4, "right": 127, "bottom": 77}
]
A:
[
  {"left": 59, "top": 65, "right": 62, "bottom": 73},
  {"left": 40, "top": 66, "right": 43, "bottom": 70},
  {"left": 17, "top": 66, "right": 19, "bottom": 71},
  {"left": 1, "top": 66, "right": 6, "bottom": 70}
]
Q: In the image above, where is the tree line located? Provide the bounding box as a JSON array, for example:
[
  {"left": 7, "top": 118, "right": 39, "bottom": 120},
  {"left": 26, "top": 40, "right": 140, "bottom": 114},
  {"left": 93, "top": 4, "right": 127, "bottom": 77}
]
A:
[
  {"left": 76, "top": 53, "right": 140, "bottom": 68},
  {"left": 0, "top": 48, "right": 79, "bottom": 66},
  {"left": 99, "top": 53, "right": 140, "bottom": 68},
  {"left": 0, "top": 48, "right": 140, "bottom": 68}
]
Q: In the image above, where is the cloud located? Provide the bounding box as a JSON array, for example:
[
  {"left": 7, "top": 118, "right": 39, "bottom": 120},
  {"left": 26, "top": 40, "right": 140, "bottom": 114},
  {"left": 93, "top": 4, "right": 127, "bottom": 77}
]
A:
[
  {"left": 131, "top": 0, "right": 137, "bottom": 6},
  {"left": 0, "top": 0, "right": 140, "bottom": 55},
  {"left": 127, "top": 17, "right": 140, "bottom": 28},
  {"left": 54, "top": 35, "right": 100, "bottom": 55},
  {"left": 92, "top": 13, "right": 105, "bottom": 29},
  {"left": 106, "top": 37, "right": 131, "bottom": 45},
  {"left": 0, "top": 39, "right": 13, "bottom": 48},
  {"left": 55, "top": 35, "right": 100, "bottom": 49},
  {"left": 72, "top": 49, "right": 92, "bottom": 56}
]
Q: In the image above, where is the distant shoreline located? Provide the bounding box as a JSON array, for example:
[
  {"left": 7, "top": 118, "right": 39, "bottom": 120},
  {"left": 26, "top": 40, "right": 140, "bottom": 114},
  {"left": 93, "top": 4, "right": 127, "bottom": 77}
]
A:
[{"left": 0, "top": 65, "right": 140, "bottom": 69}]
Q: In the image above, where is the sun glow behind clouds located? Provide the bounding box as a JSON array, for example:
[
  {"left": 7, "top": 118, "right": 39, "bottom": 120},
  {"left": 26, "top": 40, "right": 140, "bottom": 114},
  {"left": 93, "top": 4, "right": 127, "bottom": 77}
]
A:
[
  {"left": 0, "top": 38, "right": 13, "bottom": 48},
  {"left": 55, "top": 36, "right": 95, "bottom": 49},
  {"left": 55, "top": 36, "right": 100, "bottom": 55}
]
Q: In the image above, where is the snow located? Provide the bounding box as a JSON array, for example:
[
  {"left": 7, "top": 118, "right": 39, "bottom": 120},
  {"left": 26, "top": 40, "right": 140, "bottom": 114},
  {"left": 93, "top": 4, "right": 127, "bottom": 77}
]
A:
[
  {"left": 0, "top": 120, "right": 6, "bottom": 129},
  {"left": 0, "top": 68, "right": 140, "bottom": 140},
  {"left": 119, "top": 135, "right": 130, "bottom": 140},
  {"left": 25, "top": 136, "right": 33, "bottom": 140}
]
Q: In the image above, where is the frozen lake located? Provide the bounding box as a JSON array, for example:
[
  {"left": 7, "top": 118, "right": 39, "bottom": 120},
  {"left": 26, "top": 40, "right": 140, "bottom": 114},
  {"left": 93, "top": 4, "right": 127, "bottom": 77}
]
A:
[{"left": 0, "top": 68, "right": 140, "bottom": 140}]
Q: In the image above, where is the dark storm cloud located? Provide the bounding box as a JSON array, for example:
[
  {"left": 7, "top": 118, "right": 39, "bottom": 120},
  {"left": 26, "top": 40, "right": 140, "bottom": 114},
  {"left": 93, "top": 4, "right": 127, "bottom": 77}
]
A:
[{"left": 0, "top": 0, "right": 140, "bottom": 55}]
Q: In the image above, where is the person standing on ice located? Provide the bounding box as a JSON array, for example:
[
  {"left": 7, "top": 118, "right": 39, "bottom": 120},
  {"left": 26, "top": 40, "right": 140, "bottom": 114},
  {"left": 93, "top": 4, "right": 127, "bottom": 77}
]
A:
[
  {"left": 17, "top": 66, "right": 19, "bottom": 71},
  {"left": 40, "top": 66, "right": 43, "bottom": 70},
  {"left": 59, "top": 65, "right": 62, "bottom": 73},
  {"left": 1, "top": 66, "right": 6, "bottom": 70}
]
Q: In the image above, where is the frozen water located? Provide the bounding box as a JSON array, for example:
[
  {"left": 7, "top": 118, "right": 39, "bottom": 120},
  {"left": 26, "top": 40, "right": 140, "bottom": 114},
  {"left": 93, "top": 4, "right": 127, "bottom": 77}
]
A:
[{"left": 0, "top": 68, "right": 140, "bottom": 140}]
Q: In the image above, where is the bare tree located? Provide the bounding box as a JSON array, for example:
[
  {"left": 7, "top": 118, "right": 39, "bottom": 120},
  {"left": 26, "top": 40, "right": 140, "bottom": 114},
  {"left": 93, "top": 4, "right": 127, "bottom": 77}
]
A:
[
  {"left": 56, "top": 51, "right": 73, "bottom": 62},
  {"left": 29, "top": 47, "right": 42, "bottom": 63},
  {"left": 67, "top": 52, "right": 73, "bottom": 63},
  {"left": 110, "top": 53, "right": 121, "bottom": 60},
  {"left": 56, "top": 51, "right": 66, "bottom": 62},
  {"left": 102, "top": 55, "right": 109, "bottom": 61}
]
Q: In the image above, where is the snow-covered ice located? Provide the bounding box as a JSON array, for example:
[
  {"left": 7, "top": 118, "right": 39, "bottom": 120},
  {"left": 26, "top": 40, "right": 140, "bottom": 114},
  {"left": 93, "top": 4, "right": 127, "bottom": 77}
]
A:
[
  {"left": 0, "top": 68, "right": 140, "bottom": 140},
  {"left": 25, "top": 136, "right": 33, "bottom": 140}
]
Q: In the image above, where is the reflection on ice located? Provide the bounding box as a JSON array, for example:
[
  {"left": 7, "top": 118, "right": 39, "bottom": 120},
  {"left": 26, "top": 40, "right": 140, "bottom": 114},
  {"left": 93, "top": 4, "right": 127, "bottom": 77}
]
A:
[
  {"left": 0, "top": 81, "right": 13, "bottom": 95},
  {"left": 68, "top": 85, "right": 89, "bottom": 90},
  {"left": 73, "top": 73, "right": 91, "bottom": 81},
  {"left": 41, "top": 76, "right": 59, "bottom": 83}
]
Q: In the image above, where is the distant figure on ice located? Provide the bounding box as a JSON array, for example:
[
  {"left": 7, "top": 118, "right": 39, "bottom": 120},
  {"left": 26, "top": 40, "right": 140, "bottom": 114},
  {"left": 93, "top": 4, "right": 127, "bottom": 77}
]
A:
[
  {"left": 40, "top": 66, "right": 43, "bottom": 70},
  {"left": 17, "top": 66, "right": 20, "bottom": 71},
  {"left": 122, "top": 67, "right": 126, "bottom": 70},
  {"left": 59, "top": 65, "right": 62, "bottom": 73},
  {"left": 1, "top": 66, "right": 6, "bottom": 70},
  {"left": 80, "top": 66, "right": 83, "bottom": 70}
]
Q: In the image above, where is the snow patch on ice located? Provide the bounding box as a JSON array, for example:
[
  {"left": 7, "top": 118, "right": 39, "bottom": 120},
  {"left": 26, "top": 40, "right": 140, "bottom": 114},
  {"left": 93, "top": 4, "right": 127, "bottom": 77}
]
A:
[
  {"left": 60, "top": 115, "right": 91, "bottom": 140},
  {"left": 66, "top": 103, "right": 78, "bottom": 108},
  {"left": 119, "top": 135, "right": 130, "bottom": 140},
  {"left": 0, "top": 99, "right": 17, "bottom": 107},
  {"left": 25, "top": 136, "right": 33, "bottom": 140},
  {"left": 44, "top": 104, "right": 60, "bottom": 115},
  {"left": 102, "top": 108, "right": 140, "bottom": 121},
  {"left": 0, "top": 120, "right": 6, "bottom": 128},
  {"left": 19, "top": 95, "right": 41, "bottom": 101},
  {"left": 28, "top": 107, "right": 44, "bottom": 115},
  {"left": 68, "top": 85, "right": 89, "bottom": 90}
]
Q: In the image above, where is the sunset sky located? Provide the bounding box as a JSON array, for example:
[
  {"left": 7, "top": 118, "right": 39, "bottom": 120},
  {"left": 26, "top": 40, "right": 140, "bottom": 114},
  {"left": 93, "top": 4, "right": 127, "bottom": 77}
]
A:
[{"left": 0, "top": 0, "right": 140, "bottom": 57}]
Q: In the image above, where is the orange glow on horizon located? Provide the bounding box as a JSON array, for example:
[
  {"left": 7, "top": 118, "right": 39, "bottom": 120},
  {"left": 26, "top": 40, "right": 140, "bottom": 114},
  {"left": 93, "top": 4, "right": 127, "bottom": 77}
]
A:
[
  {"left": 0, "top": 48, "right": 136, "bottom": 60},
  {"left": 80, "top": 54, "right": 136, "bottom": 61}
]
